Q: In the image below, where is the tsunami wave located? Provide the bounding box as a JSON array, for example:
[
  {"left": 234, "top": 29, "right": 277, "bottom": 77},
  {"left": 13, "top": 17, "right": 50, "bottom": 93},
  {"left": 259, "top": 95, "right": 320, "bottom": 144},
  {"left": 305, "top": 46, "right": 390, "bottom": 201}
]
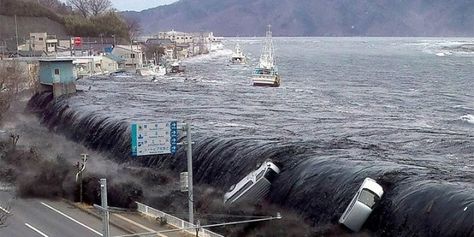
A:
[{"left": 27, "top": 92, "right": 474, "bottom": 237}]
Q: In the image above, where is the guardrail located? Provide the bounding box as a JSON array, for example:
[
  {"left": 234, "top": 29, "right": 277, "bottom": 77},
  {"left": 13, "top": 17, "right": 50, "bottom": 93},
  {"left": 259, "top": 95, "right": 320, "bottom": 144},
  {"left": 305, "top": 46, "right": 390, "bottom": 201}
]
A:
[{"left": 136, "top": 202, "right": 224, "bottom": 237}]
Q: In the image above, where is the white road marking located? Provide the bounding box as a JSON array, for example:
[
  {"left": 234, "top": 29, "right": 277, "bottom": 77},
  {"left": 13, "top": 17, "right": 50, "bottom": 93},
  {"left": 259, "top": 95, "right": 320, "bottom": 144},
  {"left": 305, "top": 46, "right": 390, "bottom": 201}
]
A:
[
  {"left": 0, "top": 205, "right": 10, "bottom": 214},
  {"left": 25, "top": 223, "right": 49, "bottom": 237},
  {"left": 40, "top": 201, "right": 102, "bottom": 236}
]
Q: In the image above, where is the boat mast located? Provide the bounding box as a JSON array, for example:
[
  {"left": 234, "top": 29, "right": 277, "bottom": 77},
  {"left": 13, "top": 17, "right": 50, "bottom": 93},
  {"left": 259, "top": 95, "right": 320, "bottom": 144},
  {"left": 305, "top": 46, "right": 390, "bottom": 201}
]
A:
[{"left": 259, "top": 25, "right": 274, "bottom": 69}]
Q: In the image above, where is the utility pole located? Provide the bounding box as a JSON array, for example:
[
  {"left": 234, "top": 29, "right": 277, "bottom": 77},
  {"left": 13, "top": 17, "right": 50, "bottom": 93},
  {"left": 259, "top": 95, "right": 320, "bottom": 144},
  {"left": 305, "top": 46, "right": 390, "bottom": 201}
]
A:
[
  {"left": 76, "top": 154, "right": 88, "bottom": 203},
  {"left": 100, "top": 179, "right": 110, "bottom": 237},
  {"left": 184, "top": 123, "right": 194, "bottom": 225},
  {"left": 130, "top": 40, "right": 135, "bottom": 68},
  {"left": 14, "top": 15, "right": 19, "bottom": 57}
]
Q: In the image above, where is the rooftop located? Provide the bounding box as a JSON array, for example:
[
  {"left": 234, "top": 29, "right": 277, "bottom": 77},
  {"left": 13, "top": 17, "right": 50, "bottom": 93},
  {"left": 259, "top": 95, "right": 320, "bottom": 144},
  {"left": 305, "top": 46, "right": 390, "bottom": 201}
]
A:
[{"left": 39, "top": 58, "right": 73, "bottom": 62}]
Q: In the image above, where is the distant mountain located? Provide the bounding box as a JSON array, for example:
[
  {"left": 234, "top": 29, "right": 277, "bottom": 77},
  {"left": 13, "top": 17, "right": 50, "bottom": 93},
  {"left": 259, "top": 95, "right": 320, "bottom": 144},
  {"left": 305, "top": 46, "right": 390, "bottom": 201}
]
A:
[{"left": 123, "top": 0, "right": 474, "bottom": 36}]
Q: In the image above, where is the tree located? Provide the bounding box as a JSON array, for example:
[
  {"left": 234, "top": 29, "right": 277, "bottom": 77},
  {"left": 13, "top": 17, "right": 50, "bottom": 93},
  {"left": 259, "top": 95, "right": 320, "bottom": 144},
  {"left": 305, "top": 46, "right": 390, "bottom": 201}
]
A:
[
  {"left": 36, "top": 0, "right": 72, "bottom": 15},
  {"left": 144, "top": 45, "right": 165, "bottom": 64},
  {"left": 89, "top": 0, "right": 112, "bottom": 16},
  {"left": 67, "top": 0, "right": 112, "bottom": 17},
  {"left": 125, "top": 17, "right": 142, "bottom": 43},
  {"left": 67, "top": 0, "right": 90, "bottom": 17},
  {"left": 0, "top": 61, "right": 27, "bottom": 123}
]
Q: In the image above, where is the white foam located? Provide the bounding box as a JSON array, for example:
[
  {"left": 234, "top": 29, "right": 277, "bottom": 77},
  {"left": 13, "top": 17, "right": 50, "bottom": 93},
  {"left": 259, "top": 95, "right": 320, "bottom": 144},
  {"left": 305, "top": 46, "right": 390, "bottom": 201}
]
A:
[
  {"left": 183, "top": 49, "right": 233, "bottom": 64},
  {"left": 460, "top": 114, "right": 474, "bottom": 124}
]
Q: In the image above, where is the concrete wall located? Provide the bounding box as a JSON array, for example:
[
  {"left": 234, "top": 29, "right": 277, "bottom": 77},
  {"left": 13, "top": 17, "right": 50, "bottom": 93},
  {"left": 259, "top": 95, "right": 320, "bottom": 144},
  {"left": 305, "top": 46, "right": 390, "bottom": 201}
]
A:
[{"left": 52, "top": 82, "right": 76, "bottom": 98}]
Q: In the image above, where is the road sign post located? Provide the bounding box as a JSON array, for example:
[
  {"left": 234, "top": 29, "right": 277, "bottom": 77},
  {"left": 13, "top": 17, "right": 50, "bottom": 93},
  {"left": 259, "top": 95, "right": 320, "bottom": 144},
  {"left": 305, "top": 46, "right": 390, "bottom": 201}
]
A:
[{"left": 130, "top": 121, "right": 194, "bottom": 224}]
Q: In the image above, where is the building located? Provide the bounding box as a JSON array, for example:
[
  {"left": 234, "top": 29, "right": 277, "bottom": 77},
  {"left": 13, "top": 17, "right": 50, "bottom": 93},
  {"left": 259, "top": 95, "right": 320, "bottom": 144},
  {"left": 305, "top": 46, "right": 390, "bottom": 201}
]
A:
[
  {"left": 111, "top": 45, "right": 144, "bottom": 68},
  {"left": 38, "top": 59, "right": 76, "bottom": 97},
  {"left": 29, "top": 33, "right": 48, "bottom": 52},
  {"left": 158, "top": 30, "right": 194, "bottom": 44},
  {"left": 29, "top": 33, "right": 59, "bottom": 53},
  {"left": 102, "top": 54, "right": 125, "bottom": 72}
]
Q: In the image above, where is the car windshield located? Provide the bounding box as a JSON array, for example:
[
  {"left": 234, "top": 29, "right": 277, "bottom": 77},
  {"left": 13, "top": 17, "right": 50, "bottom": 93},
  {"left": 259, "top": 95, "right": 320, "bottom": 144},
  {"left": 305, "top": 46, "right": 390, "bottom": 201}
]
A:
[{"left": 358, "top": 189, "right": 380, "bottom": 208}]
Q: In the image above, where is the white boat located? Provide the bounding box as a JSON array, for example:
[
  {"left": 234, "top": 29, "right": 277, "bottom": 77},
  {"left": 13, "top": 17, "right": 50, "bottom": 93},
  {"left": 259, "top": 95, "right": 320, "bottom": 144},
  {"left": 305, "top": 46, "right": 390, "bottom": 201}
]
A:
[
  {"left": 252, "top": 25, "right": 281, "bottom": 87},
  {"left": 223, "top": 161, "right": 280, "bottom": 205},
  {"left": 168, "top": 61, "right": 186, "bottom": 74},
  {"left": 231, "top": 43, "right": 246, "bottom": 64},
  {"left": 136, "top": 64, "right": 166, "bottom": 76}
]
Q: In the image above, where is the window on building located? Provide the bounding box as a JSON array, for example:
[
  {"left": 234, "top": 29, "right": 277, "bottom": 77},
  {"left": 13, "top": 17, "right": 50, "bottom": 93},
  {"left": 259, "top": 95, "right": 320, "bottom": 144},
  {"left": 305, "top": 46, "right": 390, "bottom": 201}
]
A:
[
  {"left": 39, "top": 37, "right": 44, "bottom": 41},
  {"left": 54, "top": 69, "right": 60, "bottom": 75},
  {"left": 131, "top": 54, "right": 136, "bottom": 58}
]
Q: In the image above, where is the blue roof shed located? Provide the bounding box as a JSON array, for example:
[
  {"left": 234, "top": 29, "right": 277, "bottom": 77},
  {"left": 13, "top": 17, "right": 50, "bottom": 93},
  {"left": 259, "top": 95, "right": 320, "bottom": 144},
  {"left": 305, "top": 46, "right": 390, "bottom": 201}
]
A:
[{"left": 39, "top": 59, "right": 75, "bottom": 85}]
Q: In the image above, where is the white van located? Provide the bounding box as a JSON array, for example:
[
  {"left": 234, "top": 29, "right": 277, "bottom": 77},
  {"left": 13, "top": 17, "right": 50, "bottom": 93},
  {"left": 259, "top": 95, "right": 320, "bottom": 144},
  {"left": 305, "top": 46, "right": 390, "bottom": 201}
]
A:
[
  {"left": 339, "top": 178, "right": 384, "bottom": 232},
  {"left": 223, "top": 161, "right": 280, "bottom": 205}
]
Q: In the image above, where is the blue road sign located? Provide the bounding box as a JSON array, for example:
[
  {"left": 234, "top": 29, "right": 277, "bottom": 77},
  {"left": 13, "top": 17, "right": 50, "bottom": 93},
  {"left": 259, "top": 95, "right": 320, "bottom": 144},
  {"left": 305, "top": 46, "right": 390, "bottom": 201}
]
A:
[{"left": 131, "top": 121, "right": 179, "bottom": 156}]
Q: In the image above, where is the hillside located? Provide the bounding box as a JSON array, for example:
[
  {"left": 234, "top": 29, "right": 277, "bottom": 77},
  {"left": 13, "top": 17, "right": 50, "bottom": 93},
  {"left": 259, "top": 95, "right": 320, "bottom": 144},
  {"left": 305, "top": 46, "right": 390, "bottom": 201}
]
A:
[
  {"left": 0, "top": 0, "right": 67, "bottom": 41},
  {"left": 0, "top": 15, "right": 67, "bottom": 41},
  {"left": 123, "top": 0, "right": 474, "bottom": 36}
]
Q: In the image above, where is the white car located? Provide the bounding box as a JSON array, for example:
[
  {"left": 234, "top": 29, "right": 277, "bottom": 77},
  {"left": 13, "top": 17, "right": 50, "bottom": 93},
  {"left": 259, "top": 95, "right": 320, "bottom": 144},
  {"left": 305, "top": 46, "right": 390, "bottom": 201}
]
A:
[
  {"left": 223, "top": 161, "right": 280, "bottom": 205},
  {"left": 339, "top": 177, "right": 384, "bottom": 232}
]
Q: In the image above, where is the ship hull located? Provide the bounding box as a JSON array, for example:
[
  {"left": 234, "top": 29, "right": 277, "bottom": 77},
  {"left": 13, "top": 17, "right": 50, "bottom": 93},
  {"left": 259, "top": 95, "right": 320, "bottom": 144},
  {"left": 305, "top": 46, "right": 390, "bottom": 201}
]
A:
[{"left": 252, "top": 74, "right": 281, "bottom": 87}]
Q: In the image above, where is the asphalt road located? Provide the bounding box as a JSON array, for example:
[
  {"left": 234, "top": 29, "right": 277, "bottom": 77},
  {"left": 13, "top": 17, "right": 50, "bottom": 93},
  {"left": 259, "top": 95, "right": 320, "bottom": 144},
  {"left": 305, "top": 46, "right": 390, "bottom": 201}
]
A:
[{"left": 0, "top": 191, "right": 129, "bottom": 237}]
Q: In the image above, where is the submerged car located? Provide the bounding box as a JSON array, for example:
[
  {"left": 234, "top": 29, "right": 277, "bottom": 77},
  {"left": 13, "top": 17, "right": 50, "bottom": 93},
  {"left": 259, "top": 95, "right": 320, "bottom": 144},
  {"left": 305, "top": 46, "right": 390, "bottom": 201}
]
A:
[
  {"left": 339, "top": 177, "right": 384, "bottom": 232},
  {"left": 223, "top": 161, "right": 280, "bottom": 205}
]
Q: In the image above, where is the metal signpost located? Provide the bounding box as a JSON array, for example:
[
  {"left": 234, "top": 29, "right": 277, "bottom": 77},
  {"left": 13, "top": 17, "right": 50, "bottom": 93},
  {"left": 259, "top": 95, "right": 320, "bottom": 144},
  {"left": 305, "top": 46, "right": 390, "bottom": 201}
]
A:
[
  {"left": 131, "top": 121, "right": 194, "bottom": 225},
  {"left": 94, "top": 178, "right": 110, "bottom": 237}
]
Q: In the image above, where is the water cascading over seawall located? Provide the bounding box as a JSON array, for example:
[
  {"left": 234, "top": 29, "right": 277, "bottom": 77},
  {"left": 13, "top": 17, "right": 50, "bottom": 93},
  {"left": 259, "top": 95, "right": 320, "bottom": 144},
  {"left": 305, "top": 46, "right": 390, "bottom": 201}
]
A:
[{"left": 28, "top": 92, "right": 474, "bottom": 236}]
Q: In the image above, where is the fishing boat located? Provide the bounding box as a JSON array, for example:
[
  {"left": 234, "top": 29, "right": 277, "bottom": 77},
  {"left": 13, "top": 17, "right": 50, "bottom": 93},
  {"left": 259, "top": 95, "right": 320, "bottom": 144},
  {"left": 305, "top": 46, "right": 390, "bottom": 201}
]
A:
[
  {"left": 223, "top": 160, "right": 280, "bottom": 205},
  {"left": 231, "top": 43, "right": 246, "bottom": 64},
  {"left": 252, "top": 25, "right": 280, "bottom": 87},
  {"left": 168, "top": 61, "right": 186, "bottom": 74}
]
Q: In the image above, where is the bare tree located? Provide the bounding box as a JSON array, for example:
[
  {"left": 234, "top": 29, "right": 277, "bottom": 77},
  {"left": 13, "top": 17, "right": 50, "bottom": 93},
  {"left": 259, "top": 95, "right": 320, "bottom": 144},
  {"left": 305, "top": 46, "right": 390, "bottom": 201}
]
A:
[
  {"left": 89, "top": 0, "right": 112, "bottom": 16},
  {"left": 125, "top": 18, "right": 142, "bottom": 43},
  {"left": 68, "top": 0, "right": 90, "bottom": 17},
  {"left": 37, "top": 0, "right": 58, "bottom": 9},
  {"left": 0, "top": 61, "right": 27, "bottom": 123}
]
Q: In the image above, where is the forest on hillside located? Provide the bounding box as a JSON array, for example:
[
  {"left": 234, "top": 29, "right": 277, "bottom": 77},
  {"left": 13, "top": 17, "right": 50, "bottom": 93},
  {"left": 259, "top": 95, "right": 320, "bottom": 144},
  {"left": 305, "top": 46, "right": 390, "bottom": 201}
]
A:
[{"left": 0, "top": 0, "right": 132, "bottom": 40}]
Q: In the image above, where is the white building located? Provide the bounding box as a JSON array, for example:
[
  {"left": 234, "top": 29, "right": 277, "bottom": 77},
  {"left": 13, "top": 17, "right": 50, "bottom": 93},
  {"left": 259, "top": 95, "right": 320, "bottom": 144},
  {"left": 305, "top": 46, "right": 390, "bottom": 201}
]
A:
[
  {"left": 158, "top": 30, "right": 194, "bottom": 44},
  {"left": 111, "top": 45, "right": 144, "bottom": 68},
  {"left": 72, "top": 55, "right": 124, "bottom": 76}
]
